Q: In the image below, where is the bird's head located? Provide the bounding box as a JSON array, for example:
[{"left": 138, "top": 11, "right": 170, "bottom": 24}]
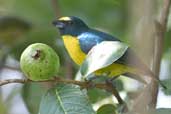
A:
[{"left": 52, "top": 16, "right": 88, "bottom": 36}]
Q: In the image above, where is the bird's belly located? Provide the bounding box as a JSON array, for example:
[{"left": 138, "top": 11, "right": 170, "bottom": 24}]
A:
[
  {"left": 95, "top": 63, "right": 139, "bottom": 77},
  {"left": 62, "top": 35, "right": 86, "bottom": 65}
]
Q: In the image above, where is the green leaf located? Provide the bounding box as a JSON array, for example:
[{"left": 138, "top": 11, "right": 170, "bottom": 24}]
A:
[
  {"left": 80, "top": 41, "right": 128, "bottom": 77},
  {"left": 0, "top": 47, "right": 8, "bottom": 69},
  {"left": 10, "top": 0, "right": 55, "bottom": 24},
  {"left": 149, "top": 108, "right": 171, "bottom": 114},
  {"left": 0, "top": 98, "right": 8, "bottom": 114},
  {"left": 0, "top": 16, "right": 31, "bottom": 46},
  {"left": 87, "top": 88, "right": 112, "bottom": 103},
  {"left": 39, "top": 84, "right": 95, "bottom": 114},
  {"left": 22, "top": 83, "right": 48, "bottom": 114},
  {"left": 97, "top": 104, "right": 117, "bottom": 114},
  {"left": 161, "top": 79, "right": 171, "bottom": 95}
]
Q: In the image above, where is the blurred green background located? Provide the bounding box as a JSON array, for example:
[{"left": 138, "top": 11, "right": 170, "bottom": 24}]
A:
[{"left": 0, "top": 0, "right": 171, "bottom": 114}]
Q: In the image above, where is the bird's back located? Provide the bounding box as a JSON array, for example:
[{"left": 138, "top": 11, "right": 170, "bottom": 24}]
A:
[{"left": 79, "top": 29, "right": 120, "bottom": 53}]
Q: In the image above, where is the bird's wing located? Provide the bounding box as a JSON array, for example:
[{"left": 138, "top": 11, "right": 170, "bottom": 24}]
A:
[
  {"left": 78, "top": 29, "right": 120, "bottom": 53},
  {"left": 78, "top": 32, "right": 104, "bottom": 53},
  {"left": 78, "top": 30, "right": 155, "bottom": 83},
  {"left": 78, "top": 29, "right": 153, "bottom": 74}
]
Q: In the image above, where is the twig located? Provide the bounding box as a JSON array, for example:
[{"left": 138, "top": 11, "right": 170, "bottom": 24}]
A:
[
  {"left": 51, "top": 0, "right": 61, "bottom": 17},
  {"left": 0, "top": 77, "right": 124, "bottom": 105},
  {"left": 65, "top": 61, "right": 74, "bottom": 79},
  {"left": 151, "top": 0, "right": 171, "bottom": 108},
  {"left": 159, "top": 0, "right": 171, "bottom": 28},
  {"left": 0, "top": 79, "right": 30, "bottom": 86}
]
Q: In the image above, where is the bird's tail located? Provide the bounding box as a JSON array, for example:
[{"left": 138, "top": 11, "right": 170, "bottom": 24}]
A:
[
  {"left": 145, "top": 68, "right": 167, "bottom": 89},
  {"left": 129, "top": 55, "right": 166, "bottom": 89},
  {"left": 137, "top": 60, "right": 167, "bottom": 89}
]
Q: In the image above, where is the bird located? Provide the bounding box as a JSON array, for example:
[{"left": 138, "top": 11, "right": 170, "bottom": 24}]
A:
[{"left": 52, "top": 16, "right": 165, "bottom": 88}]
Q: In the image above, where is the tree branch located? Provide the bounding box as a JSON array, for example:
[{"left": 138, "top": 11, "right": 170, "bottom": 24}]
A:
[
  {"left": 151, "top": 0, "right": 171, "bottom": 108},
  {"left": 159, "top": 0, "right": 171, "bottom": 28},
  {"left": 51, "top": 0, "right": 61, "bottom": 17},
  {"left": 0, "top": 79, "right": 30, "bottom": 86},
  {"left": 0, "top": 77, "right": 125, "bottom": 105}
]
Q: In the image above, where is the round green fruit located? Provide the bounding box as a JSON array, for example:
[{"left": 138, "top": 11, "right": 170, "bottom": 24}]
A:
[{"left": 20, "top": 43, "right": 60, "bottom": 81}]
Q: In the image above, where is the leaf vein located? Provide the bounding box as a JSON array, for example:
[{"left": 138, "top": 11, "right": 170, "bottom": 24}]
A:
[{"left": 55, "top": 89, "right": 67, "bottom": 114}]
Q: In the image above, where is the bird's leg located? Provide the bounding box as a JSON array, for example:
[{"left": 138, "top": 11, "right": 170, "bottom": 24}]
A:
[
  {"left": 105, "top": 78, "right": 128, "bottom": 113},
  {"left": 105, "top": 78, "right": 123, "bottom": 104}
]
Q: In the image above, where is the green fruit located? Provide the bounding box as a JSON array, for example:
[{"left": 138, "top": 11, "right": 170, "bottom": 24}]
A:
[{"left": 20, "top": 43, "right": 60, "bottom": 81}]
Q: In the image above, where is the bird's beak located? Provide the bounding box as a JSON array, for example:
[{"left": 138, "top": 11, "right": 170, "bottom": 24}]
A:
[{"left": 52, "top": 20, "right": 65, "bottom": 29}]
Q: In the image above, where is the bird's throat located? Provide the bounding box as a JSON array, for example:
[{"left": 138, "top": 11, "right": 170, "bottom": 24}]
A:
[{"left": 62, "top": 35, "right": 86, "bottom": 65}]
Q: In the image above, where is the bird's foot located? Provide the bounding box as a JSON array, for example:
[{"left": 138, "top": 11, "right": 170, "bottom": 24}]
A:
[
  {"left": 85, "top": 80, "right": 96, "bottom": 90},
  {"left": 80, "top": 80, "right": 96, "bottom": 90}
]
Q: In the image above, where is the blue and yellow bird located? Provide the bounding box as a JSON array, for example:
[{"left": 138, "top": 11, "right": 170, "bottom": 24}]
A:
[{"left": 52, "top": 16, "right": 164, "bottom": 86}]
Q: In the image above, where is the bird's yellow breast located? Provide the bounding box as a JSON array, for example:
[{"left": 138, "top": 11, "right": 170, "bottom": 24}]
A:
[{"left": 62, "top": 35, "right": 86, "bottom": 65}]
